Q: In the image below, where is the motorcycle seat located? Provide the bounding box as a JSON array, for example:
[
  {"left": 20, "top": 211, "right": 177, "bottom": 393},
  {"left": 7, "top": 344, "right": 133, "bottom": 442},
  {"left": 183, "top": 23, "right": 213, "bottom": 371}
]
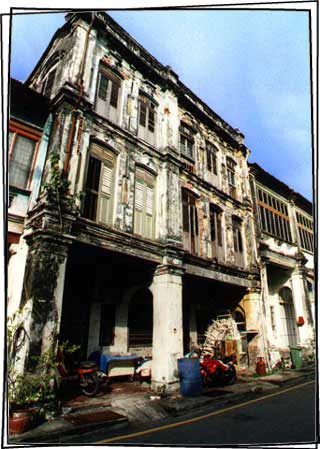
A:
[{"left": 79, "top": 361, "right": 98, "bottom": 369}]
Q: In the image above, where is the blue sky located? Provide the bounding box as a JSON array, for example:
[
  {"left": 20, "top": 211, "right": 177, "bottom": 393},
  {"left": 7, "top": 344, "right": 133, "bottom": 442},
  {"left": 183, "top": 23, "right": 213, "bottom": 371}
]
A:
[{"left": 10, "top": 10, "right": 313, "bottom": 200}]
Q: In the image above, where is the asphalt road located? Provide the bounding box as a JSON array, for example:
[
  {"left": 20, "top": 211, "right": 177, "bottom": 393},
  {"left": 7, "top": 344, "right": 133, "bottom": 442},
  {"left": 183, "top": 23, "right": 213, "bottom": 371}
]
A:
[{"left": 94, "top": 380, "right": 316, "bottom": 446}]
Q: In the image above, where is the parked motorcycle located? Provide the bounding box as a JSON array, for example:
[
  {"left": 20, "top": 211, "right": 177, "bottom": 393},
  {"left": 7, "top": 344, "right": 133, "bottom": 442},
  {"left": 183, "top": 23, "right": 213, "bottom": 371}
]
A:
[
  {"left": 56, "top": 350, "right": 105, "bottom": 396},
  {"left": 200, "top": 354, "right": 237, "bottom": 386}
]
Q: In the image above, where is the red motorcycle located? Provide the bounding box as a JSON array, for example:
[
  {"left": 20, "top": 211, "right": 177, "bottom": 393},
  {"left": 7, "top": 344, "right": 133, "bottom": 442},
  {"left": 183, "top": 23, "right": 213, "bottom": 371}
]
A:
[
  {"left": 200, "top": 354, "right": 237, "bottom": 386},
  {"left": 56, "top": 350, "right": 105, "bottom": 396}
]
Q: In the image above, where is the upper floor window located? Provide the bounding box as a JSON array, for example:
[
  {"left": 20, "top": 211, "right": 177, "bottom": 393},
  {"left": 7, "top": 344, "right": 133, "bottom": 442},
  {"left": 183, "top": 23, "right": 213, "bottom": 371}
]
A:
[
  {"left": 182, "top": 189, "right": 199, "bottom": 254},
  {"left": 226, "top": 157, "right": 237, "bottom": 199},
  {"left": 83, "top": 144, "right": 116, "bottom": 225},
  {"left": 232, "top": 216, "right": 245, "bottom": 267},
  {"left": 296, "top": 211, "right": 313, "bottom": 252},
  {"left": 42, "top": 68, "right": 57, "bottom": 98},
  {"left": 180, "top": 123, "right": 195, "bottom": 160},
  {"left": 232, "top": 216, "right": 243, "bottom": 253},
  {"left": 137, "top": 93, "right": 157, "bottom": 145},
  {"left": 95, "top": 66, "right": 121, "bottom": 123},
  {"left": 9, "top": 129, "right": 39, "bottom": 190},
  {"left": 134, "top": 168, "right": 156, "bottom": 239},
  {"left": 257, "top": 187, "right": 292, "bottom": 242},
  {"left": 210, "top": 205, "right": 223, "bottom": 259},
  {"left": 206, "top": 143, "right": 218, "bottom": 175}
]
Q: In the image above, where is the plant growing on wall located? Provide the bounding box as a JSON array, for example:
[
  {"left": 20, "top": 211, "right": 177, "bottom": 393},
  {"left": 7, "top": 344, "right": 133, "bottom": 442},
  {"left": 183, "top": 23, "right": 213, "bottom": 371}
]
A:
[{"left": 43, "top": 151, "right": 70, "bottom": 203}]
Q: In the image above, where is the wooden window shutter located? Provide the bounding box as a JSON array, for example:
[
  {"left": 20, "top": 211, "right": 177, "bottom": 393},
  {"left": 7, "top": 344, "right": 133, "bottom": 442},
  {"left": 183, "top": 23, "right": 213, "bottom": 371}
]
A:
[
  {"left": 139, "top": 99, "right": 147, "bottom": 127},
  {"left": 146, "top": 186, "right": 153, "bottom": 215},
  {"left": 98, "top": 73, "right": 109, "bottom": 100},
  {"left": 101, "top": 163, "right": 113, "bottom": 195},
  {"left": 134, "top": 168, "right": 155, "bottom": 238},
  {"left": 182, "top": 191, "right": 190, "bottom": 232},
  {"left": 110, "top": 79, "right": 120, "bottom": 108},
  {"left": 217, "top": 213, "right": 222, "bottom": 246},
  {"left": 148, "top": 103, "right": 155, "bottom": 132},
  {"left": 135, "top": 180, "right": 144, "bottom": 211}
]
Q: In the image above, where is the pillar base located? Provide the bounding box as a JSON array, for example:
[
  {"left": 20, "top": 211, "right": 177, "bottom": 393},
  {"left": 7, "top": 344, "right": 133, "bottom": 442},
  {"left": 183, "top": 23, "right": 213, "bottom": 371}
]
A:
[{"left": 151, "top": 379, "right": 180, "bottom": 395}]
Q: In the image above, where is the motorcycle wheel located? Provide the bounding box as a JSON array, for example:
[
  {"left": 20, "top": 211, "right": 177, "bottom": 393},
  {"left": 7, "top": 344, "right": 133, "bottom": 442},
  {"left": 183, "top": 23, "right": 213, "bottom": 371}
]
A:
[
  {"left": 223, "top": 366, "right": 237, "bottom": 385},
  {"left": 81, "top": 372, "right": 99, "bottom": 396}
]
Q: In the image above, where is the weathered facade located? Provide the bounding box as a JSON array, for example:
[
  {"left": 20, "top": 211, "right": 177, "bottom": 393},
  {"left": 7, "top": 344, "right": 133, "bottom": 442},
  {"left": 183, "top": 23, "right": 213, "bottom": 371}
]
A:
[{"left": 7, "top": 12, "right": 314, "bottom": 388}]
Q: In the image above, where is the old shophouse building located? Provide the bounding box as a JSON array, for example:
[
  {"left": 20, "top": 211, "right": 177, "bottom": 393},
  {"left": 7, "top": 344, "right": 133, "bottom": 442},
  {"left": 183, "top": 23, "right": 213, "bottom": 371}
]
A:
[{"left": 8, "top": 12, "right": 314, "bottom": 387}]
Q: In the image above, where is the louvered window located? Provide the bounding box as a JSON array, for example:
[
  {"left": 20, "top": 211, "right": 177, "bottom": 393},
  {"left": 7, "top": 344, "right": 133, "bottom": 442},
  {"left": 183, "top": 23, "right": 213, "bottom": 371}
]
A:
[
  {"left": 95, "top": 65, "right": 121, "bottom": 123},
  {"left": 134, "top": 168, "right": 156, "bottom": 239},
  {"left": 83, "top": 145, "right": 116, "bottom": 225},
  {"left": 137, "top": 93, "right": 157, "bottom": 145}
]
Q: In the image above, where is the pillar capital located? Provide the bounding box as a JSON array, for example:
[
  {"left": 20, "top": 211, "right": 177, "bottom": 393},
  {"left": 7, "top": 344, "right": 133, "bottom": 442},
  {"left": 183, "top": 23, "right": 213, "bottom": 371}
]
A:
[{"left": 153, "top": 263, "right": 185, "bottom": 278}]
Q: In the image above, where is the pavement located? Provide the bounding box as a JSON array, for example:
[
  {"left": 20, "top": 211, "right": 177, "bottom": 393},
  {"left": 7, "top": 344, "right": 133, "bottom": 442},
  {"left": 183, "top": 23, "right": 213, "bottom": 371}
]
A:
[{"left": 7, "top": 365, "right": 315, "bottom": 444}]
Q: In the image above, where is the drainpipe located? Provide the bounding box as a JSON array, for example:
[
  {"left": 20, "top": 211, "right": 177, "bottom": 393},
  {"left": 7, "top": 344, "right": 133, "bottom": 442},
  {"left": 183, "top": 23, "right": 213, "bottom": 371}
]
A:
[{"left": 63, "top": 13, "right": 95, "bottom": 177}]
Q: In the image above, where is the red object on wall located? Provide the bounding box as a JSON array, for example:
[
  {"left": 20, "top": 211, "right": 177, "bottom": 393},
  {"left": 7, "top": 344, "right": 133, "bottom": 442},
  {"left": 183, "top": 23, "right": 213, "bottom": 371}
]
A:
[
  {"left": 256, "top": 357, "right": 266, "bottom": 376},
  {"left": 296, "top": 316, "right": 304, "bottom": 326}
]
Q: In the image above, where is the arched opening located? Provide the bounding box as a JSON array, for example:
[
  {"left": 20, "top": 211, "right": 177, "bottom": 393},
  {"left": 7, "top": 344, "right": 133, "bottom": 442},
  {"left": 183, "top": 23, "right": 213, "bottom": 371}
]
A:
[
  {"left": 279, "top": 286, "right": 298, "bottom": 347},
  {"left": 128, "top": 288, "right": 153, "bottom": 353}
]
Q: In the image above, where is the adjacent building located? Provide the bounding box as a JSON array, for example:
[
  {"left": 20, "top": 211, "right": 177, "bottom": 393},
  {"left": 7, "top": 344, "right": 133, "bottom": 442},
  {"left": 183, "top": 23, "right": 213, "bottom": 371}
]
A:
[
  {"left": 8, "top": 79, "right": 50, "bottom": 316},
  {"left": 7, "top": 12, "right": 314, "bottom": 389},
  {"left": 249, "top": 163, "right": 314, "bottom": 367}
]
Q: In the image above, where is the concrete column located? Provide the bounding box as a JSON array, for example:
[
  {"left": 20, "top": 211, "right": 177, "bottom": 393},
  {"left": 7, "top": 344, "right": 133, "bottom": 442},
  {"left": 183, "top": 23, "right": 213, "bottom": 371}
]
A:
[
  {"left": 113, "top": 303, "right": 129, "bottom": 353},
  {"left": 21, "top": 233, "right": 71, "bottom": 369},
  {"left": 241, "top": 287, "right": 267, "bottom": 367},
  {"left": 189, "top": 306, "right": 198, "bottom": 349},
  {"left": 150, "top": 265, "right": 184, "bottom": 390},
  {"left": 87, "top": 302, "right": 101, "bottom": 355}
]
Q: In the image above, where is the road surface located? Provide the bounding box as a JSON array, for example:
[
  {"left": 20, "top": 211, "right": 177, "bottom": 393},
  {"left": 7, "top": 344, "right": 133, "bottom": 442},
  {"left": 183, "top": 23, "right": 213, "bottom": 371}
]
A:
[{"left": 68, "top": 380, "right": 316, "bottom": 446}]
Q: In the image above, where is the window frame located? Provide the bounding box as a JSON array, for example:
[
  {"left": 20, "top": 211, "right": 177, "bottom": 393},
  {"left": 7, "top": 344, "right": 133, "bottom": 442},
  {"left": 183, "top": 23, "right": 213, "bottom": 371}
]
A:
[
  {"left": 137, "top": 92, "right": 157, "bottom": 145},
  {"left": 182, "top": 189, "right": 199, "bottom": 254},
  {"left": 83, "top": 144, "right": 116, "bottom": 226},
  {"left": 226, "top": 157, "right": 237, "bottom": 199},
  {"left": 296, "top": 210, "right": 313, "bottom": 252},
  {"left": 232, "top": 217, "right": 243, "bottom": 254},
  {"left": 206, "top": 142, "right": 218, "bottom": 175},
  {"left": 95, "top": 64, "right": 121, "bottom": 122},
  {"left": 210, "top": 204, "right": 224, "bottom": 248},
  {"left": 179, "top": 123, "right": 195, "bottom": 160},
  {"left": 8, "top": 122, "right": 41, "bottom": 191},
  {"left": 256, "top": 186, "right": 293, "bottom": 243}
]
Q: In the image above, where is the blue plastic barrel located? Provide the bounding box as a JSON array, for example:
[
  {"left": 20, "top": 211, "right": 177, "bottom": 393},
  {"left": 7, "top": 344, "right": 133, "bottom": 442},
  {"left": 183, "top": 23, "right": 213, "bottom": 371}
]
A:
[{"left": 178, "top": 358, "right": 202, "bottom": 397}]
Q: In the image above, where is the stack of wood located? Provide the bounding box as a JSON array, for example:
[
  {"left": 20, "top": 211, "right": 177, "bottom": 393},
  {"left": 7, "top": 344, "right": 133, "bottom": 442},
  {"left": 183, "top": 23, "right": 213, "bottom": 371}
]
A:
[{"left": 200, "top": 315, "right": 240, "bottom": 360}]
